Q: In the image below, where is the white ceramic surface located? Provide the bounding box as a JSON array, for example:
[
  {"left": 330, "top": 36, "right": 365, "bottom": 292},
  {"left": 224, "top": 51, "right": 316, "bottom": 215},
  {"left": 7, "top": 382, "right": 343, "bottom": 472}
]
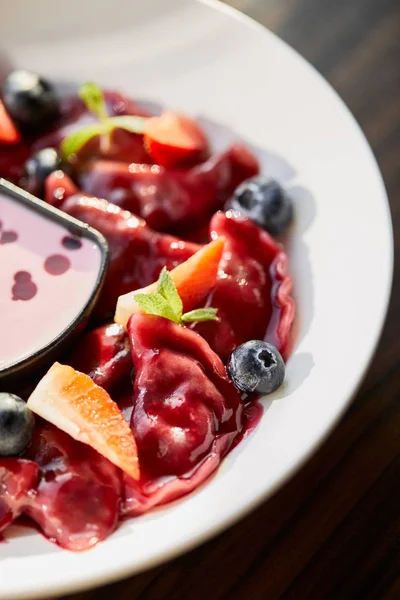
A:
[{"left": 0, "top": 1, "right": 393, "bottom": 598}]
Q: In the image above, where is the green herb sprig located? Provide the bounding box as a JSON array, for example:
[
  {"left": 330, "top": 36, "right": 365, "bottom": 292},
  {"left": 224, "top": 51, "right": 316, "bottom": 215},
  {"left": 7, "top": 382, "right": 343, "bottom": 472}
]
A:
[
  {"left": 61, "top": 82, "right": 148, "bottom": 159},
  {"left": 134, "top": 267, "right": 218, "bottom": 326}
]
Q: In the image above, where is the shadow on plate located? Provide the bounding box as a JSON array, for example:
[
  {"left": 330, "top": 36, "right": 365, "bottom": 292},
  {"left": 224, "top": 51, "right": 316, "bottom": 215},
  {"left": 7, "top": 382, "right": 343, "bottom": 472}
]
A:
[
  {"left": 284, "top": 184, "right": 316, "bottom": 350},
  {"left": 0, "top": 524, "right": 61, "bottom": 559}
]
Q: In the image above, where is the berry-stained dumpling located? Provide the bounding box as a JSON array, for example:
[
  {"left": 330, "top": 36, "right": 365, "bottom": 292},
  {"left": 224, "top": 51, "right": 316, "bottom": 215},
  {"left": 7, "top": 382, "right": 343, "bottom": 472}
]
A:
[
  {"left": 129, "top": 314, "right": 242, "bottom": 475},
  {"left": 54, "top": 193, "right": 201, "bottom": 319},
  {"left": 194, "top": 210, "right": 295, "bottom": 362},
  {"left": 67, "top": 323, "right": 132, "bottom": 391},
  {"left": 77, "top": 143, "right": 259, "bottom": 237},
  {"left": 122, "top": 314, "right": 243, "bottom": 512},
  {"left": 24, "top": 424, "right": 121, "bottom": 551},
  {"left": 0, "top": 459, "right": 38, "bottom": 533}
]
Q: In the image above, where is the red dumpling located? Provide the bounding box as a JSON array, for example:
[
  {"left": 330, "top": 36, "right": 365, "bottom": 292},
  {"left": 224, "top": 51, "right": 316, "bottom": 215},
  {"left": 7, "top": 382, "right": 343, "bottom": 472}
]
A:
[
  {"left": 77, "top": 143, "right": 259, "bottom": 236},
  {"left": 24, "top": 423, "right": 121, "bottom": 551},
  {"left": 54, "top": 193, "right": 200, "bottom": 319},
  {"left": 194, "top": 210, "right": 295, "bottom": 362},
  {"left": 123, "top": 314, "right": 243, "bottom": 515},
  {"left": 67, "top": 323, "right": 132, "bottom": 391},
  {"left": 0, "top": 459, "right": 39, "bottom": 533}
]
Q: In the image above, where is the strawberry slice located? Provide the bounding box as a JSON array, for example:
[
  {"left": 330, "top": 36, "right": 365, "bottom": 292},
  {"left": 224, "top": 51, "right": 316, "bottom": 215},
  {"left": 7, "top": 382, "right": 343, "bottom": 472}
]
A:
[
  {"left": 27, "top": 363, "right": 139, "bottom": 480},
  {"left": 0, "top": 100, "right": 21, "bottom": 145},
  {"left": 115, "top": 237, "right": 225, "bottom": 327},
  {"left": 143, "top": 111, "right": 209, "bottom": 167}
]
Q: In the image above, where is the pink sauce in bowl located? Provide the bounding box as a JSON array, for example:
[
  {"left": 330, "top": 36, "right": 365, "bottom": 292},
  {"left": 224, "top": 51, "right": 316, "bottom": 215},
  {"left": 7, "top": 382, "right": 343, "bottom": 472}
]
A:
[{"left": 0, "top": 184, "right": 107, "bottom": 378}]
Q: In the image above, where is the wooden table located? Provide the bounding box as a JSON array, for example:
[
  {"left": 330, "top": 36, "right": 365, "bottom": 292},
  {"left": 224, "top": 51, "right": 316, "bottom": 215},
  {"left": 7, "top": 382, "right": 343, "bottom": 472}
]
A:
[{"left": 65, "top": 1, "right": 400, "bottom": 598}]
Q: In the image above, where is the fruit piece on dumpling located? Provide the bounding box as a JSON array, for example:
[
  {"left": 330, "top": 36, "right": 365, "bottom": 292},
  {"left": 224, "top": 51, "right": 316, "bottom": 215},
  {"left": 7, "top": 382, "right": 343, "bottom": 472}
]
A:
[
  {"left": 115, "top": 237, "right": 225, "bottom": 327},
  {"left": 27, "top": 362, "right": 139, "bottom": 480},
  {"left": 143, "top": 111, "right": 209, "bottom": 167}
]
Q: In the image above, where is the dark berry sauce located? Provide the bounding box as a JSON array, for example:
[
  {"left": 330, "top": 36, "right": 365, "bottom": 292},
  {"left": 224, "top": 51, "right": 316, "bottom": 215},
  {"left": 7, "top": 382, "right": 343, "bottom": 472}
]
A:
[
  {"left": 44, "top": 254, "right": 70, "bottom": 275},
  {"left": 62, "top": 235, "right": 82, "bottom": 250},
  {"left": 11, "top": 271, "right": 37, "bottom": 301},
  {"left": 0, "top": 230, "right": 18, "bottom": 244}
]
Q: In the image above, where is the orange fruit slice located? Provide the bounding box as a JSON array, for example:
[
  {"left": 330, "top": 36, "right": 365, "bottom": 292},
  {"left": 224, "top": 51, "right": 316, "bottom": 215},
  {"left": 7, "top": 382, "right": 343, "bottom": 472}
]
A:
[
  {"left": 27, "top": 363, "right": 139, "bottom": 480},
  {"left": 115, "top": 237, "right": 225, "bottom": 328}
]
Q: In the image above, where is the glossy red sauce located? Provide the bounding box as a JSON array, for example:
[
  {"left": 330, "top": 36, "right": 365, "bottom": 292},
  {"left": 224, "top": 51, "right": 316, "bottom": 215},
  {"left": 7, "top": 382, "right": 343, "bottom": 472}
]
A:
[{"left": 0, "top": 88, "right": 294, "bottom": 550}]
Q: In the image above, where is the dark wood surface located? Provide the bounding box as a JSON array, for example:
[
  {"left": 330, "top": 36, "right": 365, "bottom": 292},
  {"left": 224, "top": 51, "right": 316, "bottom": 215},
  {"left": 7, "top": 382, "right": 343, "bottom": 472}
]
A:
[{"left": 63, "top": 1, "right": 400, "bottom": 599}]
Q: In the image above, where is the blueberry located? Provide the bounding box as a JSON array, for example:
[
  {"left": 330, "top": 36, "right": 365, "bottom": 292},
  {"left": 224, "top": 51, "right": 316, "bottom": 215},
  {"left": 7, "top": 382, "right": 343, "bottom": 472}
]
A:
[
  {"left": 227, "top": 340, "right": 285, "bottom": 396},
  {"left": 0, "top": 393, "right": 35, "bottom": 456},
  {"left": 228, "top": 176, "right": 293, "bottom": 236},
  {"left": 1, "top": 70, "right": 59, "bottom": 133},
  {"left": 21, "top": 148, "right": 63, "bottom": 197}
]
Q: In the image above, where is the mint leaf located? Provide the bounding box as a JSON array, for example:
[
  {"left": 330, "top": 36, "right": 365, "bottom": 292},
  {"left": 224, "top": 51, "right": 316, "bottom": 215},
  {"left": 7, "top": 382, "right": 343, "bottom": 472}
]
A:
[
  {"left": 61, "top": 122, "right": 105, "bottom": 159},
  {"left": 61, "top": 82, "right": 150, "bottom": 159},
  {"left": 133, "top": 269, "right": 218, "bottom": 326},
  {"left": 134, "top": 293, "right": 180, "bottom": 324},
  {"left": 79, "top": 82, "right": 108, "bottom": 121},
  {"left": 61, "top": 115, "right": 148, "bottom": 159},
  {"left": 156, "top": 267, "right": 183, "bottom": 320},
  {"left": 109, "top": 115, "right": 147, "bottom": 134},
  {"left": 181, "top": 308, "right": 219, "bottom": 323}
]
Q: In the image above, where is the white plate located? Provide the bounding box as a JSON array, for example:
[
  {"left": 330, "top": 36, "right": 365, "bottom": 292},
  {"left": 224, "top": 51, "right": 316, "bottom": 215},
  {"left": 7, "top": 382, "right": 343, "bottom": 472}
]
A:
[{"left": 0, "top": 1, "right": 393, "bottom": 598}]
